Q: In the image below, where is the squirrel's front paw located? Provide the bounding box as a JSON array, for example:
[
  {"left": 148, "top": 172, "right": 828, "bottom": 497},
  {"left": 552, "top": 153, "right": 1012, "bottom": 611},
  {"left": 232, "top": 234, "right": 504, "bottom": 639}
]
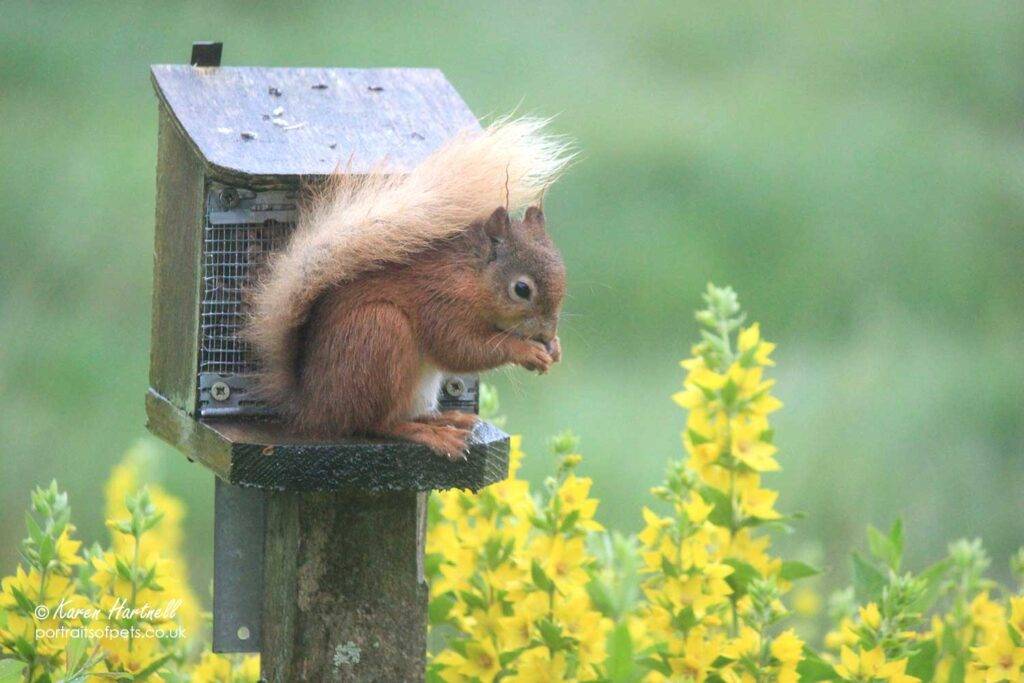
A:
[
  {"left": 546, "top": 336, "right": 562, "bottom": 363},
  {"left": 513, "top": 339, "right": 554, "bottom": 374}
]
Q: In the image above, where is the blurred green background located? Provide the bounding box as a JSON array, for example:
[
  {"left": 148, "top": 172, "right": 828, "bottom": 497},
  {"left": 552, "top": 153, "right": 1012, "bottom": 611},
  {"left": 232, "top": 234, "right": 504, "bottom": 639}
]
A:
[{"left": 1, "top": 2, "right": 1021, "bottom": 602}]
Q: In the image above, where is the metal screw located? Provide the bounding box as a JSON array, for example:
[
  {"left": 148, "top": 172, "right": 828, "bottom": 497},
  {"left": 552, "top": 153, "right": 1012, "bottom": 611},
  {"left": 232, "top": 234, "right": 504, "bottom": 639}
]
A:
[
  {"left": 220, "top": 187, "right": 240, "bottom": 208},
  {"left": 237, "top": 625, "right": 250, "bottom": 641},
  {"left": 444, "top": 377, "right": 466, "bottom": 398},
  {"left": 211, "top": 381, "right": 231, "bottom": 402}
]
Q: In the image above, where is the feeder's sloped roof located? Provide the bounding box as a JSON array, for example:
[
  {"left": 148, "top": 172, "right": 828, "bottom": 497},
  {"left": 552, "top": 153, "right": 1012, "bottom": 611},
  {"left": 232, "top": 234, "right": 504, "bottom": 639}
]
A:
[{"left": 150, "top": 65, "right": 479, "bottom": 179}]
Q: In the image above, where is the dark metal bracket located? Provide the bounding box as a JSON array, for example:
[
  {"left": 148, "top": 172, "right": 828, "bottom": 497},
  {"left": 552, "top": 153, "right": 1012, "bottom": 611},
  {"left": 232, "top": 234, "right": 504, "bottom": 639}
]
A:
[{"left": 212, "top": 478, "right": 265, "bottom": 653}]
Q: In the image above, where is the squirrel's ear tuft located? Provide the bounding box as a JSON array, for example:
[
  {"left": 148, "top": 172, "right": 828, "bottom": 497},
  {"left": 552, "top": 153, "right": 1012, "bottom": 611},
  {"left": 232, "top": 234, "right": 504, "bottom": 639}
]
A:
[
  {"left": 523, "top": 206, "right": 546, "bottom": 235},
  {"left": 524, "top": 205, "right": 545, "bottom": 226},
  {"left": 483, "top": 206, "right": 511, "bottom": 241}
]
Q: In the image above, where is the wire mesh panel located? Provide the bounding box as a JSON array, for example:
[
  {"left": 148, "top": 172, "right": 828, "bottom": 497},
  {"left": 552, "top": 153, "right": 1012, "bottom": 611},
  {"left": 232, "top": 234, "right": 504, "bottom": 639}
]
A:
[
  {"left": 196, "top": 183, "right": 478, "bottom": 419},
  {"left": 198, "top": 185, "right": 297, "bottom": 417}
]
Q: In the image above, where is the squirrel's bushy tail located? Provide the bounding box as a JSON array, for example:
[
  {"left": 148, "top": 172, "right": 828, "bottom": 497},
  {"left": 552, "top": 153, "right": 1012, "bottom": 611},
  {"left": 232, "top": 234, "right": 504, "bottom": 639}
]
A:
[{"left": 247, "top": 116, "right": 573, "bottom": 408}]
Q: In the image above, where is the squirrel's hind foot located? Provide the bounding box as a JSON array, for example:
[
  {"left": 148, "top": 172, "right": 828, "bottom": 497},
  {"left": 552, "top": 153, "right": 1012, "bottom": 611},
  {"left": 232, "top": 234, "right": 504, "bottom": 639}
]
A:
[{"left": 385, "top": 421, "right": 471, "bottom": 461}]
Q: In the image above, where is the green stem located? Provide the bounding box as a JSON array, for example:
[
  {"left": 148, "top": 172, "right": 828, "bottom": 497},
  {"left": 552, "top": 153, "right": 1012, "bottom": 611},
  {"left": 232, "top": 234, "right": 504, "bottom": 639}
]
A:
[
  {"left": 719, "top": 315, "right": 741, "bottom": 638},
  {"left": 717, "top": 319, "right": 733, "bottom": 364},
  {"left": 28, "top": 563, "right": 51, "bottom": 681},
  {"left": 127, "top": 532, "right": 141, "bottom": 653}
]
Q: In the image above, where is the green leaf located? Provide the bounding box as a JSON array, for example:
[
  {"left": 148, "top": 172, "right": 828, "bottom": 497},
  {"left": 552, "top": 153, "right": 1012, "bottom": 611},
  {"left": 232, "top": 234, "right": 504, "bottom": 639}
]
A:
[
  {"left": 428, "top": 594, "right": 457, "bottom": 625},
  {"left": 779, "top": 560, "right": 821, "bottom": 581},
  {"left": 457, "top": 590, "right": 487, "bottom": 612},
  {"left": 913, "top": 558, "right": 952, "bottom": 613},
  {"left": 889, "top": 519, "right": 904, "bottom": 563},
  {"left": 0, "top": 659, "right": 27, "bottom": 683},
  {"left": 906, "top": 639, "right": 938, "bottom": 681},
  {"left": 424, "top": 552, "right": 445, "bottom": 580},
  {"left": 65, "top": 636, "right": 88, "bottom": 669},
  {"left": 425, "top": 664, "right": 447, "bottom": 683},
  {"left": 637, "top": 656, "right": 672, "bottom": 677},
  {"left": 867, "top": 525, "right": 899, "bottom": 570},
  {"left": 945, "top": 656, "right": 966, "bottom": 683},
  {"left": 723, "top": 559, "right": 761, "bottom": 597},
  {"left": 700, "top": 486, "right": 733, "bottom": 528},
  {"left": 851, "top": 552, "right": 886, "bottom": 603},
  {"left": 133, "top": 653, "right": 172, "bottom": 680},
  {"left": 10, "top": 585, "right": 36, "bottom": 614},
  {"left": 737, "top": 345, "right": 759, "bottom": 368},
  {"left": 605, "top": 622, "right": 636, "bottom": 683},
  {"left": 531, "top": 560, "right": 554, "bottom": 592},
  {"left": 1009, "top": 622, "right": 1023, "bottom": 648},
  {"left": 796, "top": 647, "right": 838, "bottom": 681},
  {"left": 12, "top": 635, "right": 35, "bottom": 662},
  {"left": 25, "top": 512, "right": 43, "bottom": 546},
  {"left": 38, "top": 533, "right": 55, "bottom": 567},
  {"left": 659, "top": 555, "right": 679, "bottom": 579},
  {"left": 498, "top": 646, "right": 527, "bottom": 668},
  {"left": 670, "top": 606, "right": 697, "bottom": 632},
  {"left": 115, "top": 556, "right": 134, "bottom": 581},
  {"left": 559, "top": 510, "right": 581, "bottom": 532},
  {"left": 687, "top": 429, "right": 713, "bottom": 446},
  {"left": 537, "top": 618, "right": 569, "bottom": 652}
]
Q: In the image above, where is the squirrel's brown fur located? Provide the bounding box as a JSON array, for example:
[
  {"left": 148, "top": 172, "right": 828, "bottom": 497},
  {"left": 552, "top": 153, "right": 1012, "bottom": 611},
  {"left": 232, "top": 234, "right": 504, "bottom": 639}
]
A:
[{"left": 246, "top": 118, "right": 572, "bottom": 457}]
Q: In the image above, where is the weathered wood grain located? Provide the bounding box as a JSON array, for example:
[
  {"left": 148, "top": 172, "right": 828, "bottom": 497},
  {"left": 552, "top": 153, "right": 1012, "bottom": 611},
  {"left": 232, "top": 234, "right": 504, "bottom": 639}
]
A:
[
  {"left": 146, "top": 389, "right": 509, "bottom": 492},
  {"left": 261, "top": 490, "right": 428, "bottom": 682},
  {"left": 150, "top": 66, "right": 480, "bottom": 183},
  {"left": 148, "top": 107, "right": 205, "bottom": 414}
]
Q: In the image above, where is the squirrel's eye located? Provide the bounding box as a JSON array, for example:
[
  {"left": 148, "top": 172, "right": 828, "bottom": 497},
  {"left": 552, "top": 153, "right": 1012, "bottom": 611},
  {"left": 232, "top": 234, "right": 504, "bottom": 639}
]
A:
[{"left": 512, "top": 279, "right": 533, "bottom": 301}]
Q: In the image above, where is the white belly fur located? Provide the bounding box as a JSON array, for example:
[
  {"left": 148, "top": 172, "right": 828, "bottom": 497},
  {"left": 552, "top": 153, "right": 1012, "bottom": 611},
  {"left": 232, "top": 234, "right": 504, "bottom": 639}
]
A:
[{"left": 408, "top": 362, "right": 442, "bottom": 418}]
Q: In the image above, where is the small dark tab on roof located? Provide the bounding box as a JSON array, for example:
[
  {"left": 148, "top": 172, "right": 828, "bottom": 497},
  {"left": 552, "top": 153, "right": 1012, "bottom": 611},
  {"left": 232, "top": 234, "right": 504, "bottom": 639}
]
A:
[{"left": 191, "top": 41, "right": 223, "bottom": 67}]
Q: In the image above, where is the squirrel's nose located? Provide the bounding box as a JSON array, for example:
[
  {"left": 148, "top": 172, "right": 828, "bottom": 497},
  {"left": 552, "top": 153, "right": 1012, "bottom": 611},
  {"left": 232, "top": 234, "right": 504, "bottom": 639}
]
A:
[{"left": 531, "top": 325, "right": 557, "bottom": 346}]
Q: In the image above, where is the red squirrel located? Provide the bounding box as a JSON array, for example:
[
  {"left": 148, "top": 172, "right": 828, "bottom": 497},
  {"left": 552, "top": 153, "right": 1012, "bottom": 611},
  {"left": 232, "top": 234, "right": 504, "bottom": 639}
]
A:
[{"left": 246, "top": 119, "right": 571, "bottom": 458}]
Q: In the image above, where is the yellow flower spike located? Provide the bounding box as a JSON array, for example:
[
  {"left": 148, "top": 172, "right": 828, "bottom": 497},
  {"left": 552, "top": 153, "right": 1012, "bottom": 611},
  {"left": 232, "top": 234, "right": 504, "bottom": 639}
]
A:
[
  {"left": 771, "top": 629, "right": 804, "bottom": 665},
  {"left": 755, "top": 341, "right": 776, "bottom": 367},
  {"left": 859, "top": 602, "right": 882, "bottom": 630},
  {"left": 738, "top": 323, "right": 761, "bottom": 353},
  {"left": 748, "top": 392, "right": 783, "bottom": 416},
  {"left": 738, "top": 486, "right": 782, "bottom": 520},
  {"left": 639, "top": 507, "right": 672, "bottom": 547},
  {"left": 506, "top": 647, "right": 567, "bottom": 683},
  {"left": 738, "top": 324, "right": 776, "bottom": 366},
  {"left": 721, "top": 625, "right": 761, "bottom": 659},
  {"left": 679, "top": 531, "right": 713, "bottom": 570},
  {"left": 835, "top": 645, "right": 888, "bottom": 679},
  {"left": 687, "top": 366, "right": 728, "bottom": 392},
  {"left": 729, "top": 419, "right": 780, "bottom": 473},
  {"left": 461, "top": 638, "right": 502, "bottom": 682},
  {"left": 971, "top": 628, "right": 1024, "bottom": 681},
  {"left": 672, "top": 387, "right": 705, "bottom": 410},
  {"left": 879, "top": 658, "right": 920, "bottom": 683},
  {"left": 190, "top": 652, "right": 233, "bottom": 682},
  {"left": 1010, "top": 595, "right": 1024, "bottom": 636},
  {"left": 727, "top": 363, "right": 764, "bottom": 398},
  {"left": 54, "top": 528, "right": 84, "bottom": 567},
  {"left": 529, "top": 535, "right": 589, "bottom": 592},
  {"left": 683, "top": 493, "right": 714, "bottom": 525},
  {"left": 496, "top": 591, "right": 546, "bottom": 650},
  {"left": 556, "top": 474, "right": 602, "bottom": 531}
]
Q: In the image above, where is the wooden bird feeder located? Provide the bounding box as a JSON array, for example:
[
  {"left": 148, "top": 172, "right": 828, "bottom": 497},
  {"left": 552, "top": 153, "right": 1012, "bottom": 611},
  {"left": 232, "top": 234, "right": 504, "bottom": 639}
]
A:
[{"left": 145, "top": 43, "right": 510, "bottom": 681}]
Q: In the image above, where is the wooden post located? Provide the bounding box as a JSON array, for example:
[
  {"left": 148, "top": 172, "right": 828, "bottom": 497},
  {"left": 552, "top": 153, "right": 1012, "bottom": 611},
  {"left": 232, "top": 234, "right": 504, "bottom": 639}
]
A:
[{"left": 261, "top": 491, "right": 428, "bottom": 681}]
